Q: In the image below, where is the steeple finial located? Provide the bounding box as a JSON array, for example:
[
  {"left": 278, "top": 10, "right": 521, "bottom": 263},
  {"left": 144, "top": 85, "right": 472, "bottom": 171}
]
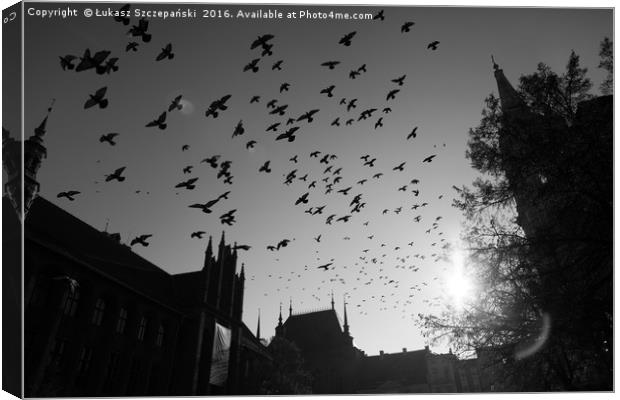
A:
[
  {"left": 33, "top": 98, "right": 55, "bottom": 140},
  {"left": 343, "top": 294, "right": 349, "bottom": 335},
  {"left": 240, "top": 263, "right": 245, "bottom": 279},
  {"left": 256, "top": 309, "right": 261, "bottom": 340},
  {"left": 491, "top": 55, "right": 499, "bottom": 71},
  {"left": 206, "top": 235, "right": 213, "bottom": 257},
  {"left": 278, "top": 302, "right": 283, "bottom": 326},
  {"left": 219, "top": 231, "right": 226, "bottom": 247},
  {"left": 331, "top": 290, "right": 335, "bottom": 310},
  {"left": 289, "top": 297, "right": 293, "bottom": 317}
]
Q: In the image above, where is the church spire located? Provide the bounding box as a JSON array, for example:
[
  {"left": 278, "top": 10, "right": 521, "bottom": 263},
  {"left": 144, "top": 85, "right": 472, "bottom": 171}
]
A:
[
  {"left": 278, "top": 302, "right": 283, "bottom": 327},
  {"left": 219, "top": 231, "right": 226, "bottom": 247},
  {"left": 343, "top": 295, "right": 350, "bottom": 335},
  {"left": 491, "top": 56, "right": 526, "bottom": 113},
  {"left": 289, "top": 297, "right": 293, "bottom": 317},
  {"left": 331, "top": 291, "right": 335, "bottom": 310},
  {"left": 206, "top": 235, "right": 213, "bottom": 257},
  {"left": 256, "top": 309, "right": 261, "bottom": 340}
]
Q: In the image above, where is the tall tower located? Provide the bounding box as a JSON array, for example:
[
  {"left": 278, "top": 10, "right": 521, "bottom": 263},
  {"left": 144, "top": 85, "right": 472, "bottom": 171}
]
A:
[
  {"left": 343, "top": 295, "right": 350, "bottom": 336},
  {"left": 3, "top": 101, "right": 54, "bottom": 220},
  {"left": 256, "top": 309, "right": 261, "bottom": 340}
]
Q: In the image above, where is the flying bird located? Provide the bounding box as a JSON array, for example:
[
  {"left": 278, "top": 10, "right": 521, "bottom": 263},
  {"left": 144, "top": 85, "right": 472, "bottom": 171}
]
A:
[
  {"left": 297, "top": 109, "right": 319, "bottom": 123},
  {"left": 244, "top": 58, "right": 260, "bottom": 73},
  {"left": 295, "top": 192, "right": 309, "bottom": 205},
  {"left": 246, "top": 140, "right": 257, "bottom": 149},
  {"left": 373, "top": 9, "right": 385, "bottom": 20},
  {"left": 251, "top": 34, "right": 274, "bottom": 49},
  {"left": 128, "top": 18, "right": 152, "bottom": 42},
  {"left": 272, "top": 60, "right": 283, "bottom": 70},
  {"left": 321, "top": 85, "right": 335, "bottom": 97},
  {"left": 321, "top": 61, "right": 340, "bottom": 69},
  {"left": 146, "top": 112, "right": 167, "bottom": 129},
  {"left": 105, "top": 167, "right": 126, "bottom": 182},
  {"left": 407, "top": 127, "right": 418, "bottom": 140},
  {"left": 131, "top": 234, "right": 152, "bottom": 247},
  {"left": 175, "top": 177, "right": 199, "bottom": 190},
  {"left": 113, "top": 4, "right": 131, "bottom": 25},
  {"left": 205, "top": 94, "right": 232, "bottom": 118},
  {"left": 280, "top": 82, "right": 290, "bottom": 92},
  {"left": 392, "top": 75, "right": 406, "bottom": 86},
  {"left": 232, "top": 120, "right": 245, "bottom": 138},
  {"left": 401, "top": 21, "right": 415, "bottom": 32},
  {"left": 339, "top": 31, "right": 356, "bottom": 46},
  {"left": 250, "top": 95, "right": 260, "bottom": 104},
  {"left": 427, "top": 41, "right": 440, "bottom": 50},
  {"left": 259, "top": 161, "right": 271, "bottom": 173},
  {"left": 99, "top": 133, "right": 119, "bottom": 145},
  {"left": 386, "top": 89, "right": 400, "bottom": 101},
  {"left": 84, "top": 87, "right": 108, "bottom": 109},
  {"left": 191, "top": 231, "right": 206, "bottom": 239},
  {"left": 266, "top": 122, "right": 280, "bottom": 132},
  {"left": 393, "top": 162, "right": 406, "bottom": 171},
  {"left": 126, "top": 42, "right": 139, "bottom": 52},
  {"left": 76, "top": 49, "right": 111, "bottom": 72},
  {"left": 168, "top": 95, "right": 183, "bottom": 112},
  {"left": 59, "top": 55, "right": 77, "bottom": 70},
  {"left": 57, "top": 190, "right": 80, "bottom": 201},
  {"left": 96, "top": 57, "right": 119, "bottom": 74},
  {"left": 423, "top": 154, "right": 437, "bottom": 163}
]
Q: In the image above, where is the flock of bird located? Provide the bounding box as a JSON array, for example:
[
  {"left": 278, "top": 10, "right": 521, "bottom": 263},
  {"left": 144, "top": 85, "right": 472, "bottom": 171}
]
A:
[{"left": 52, "top": 5, "right": 455, "bottom": 325}]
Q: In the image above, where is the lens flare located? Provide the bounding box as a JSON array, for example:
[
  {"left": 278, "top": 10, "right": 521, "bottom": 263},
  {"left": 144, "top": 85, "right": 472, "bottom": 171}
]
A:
[{"left": 445, "top": 248, "right": 475, "bottom": 309}]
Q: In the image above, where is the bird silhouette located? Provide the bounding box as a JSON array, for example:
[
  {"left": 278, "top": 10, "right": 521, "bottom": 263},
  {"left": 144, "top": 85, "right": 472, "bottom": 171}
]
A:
[
  {"left": 251, "top": 34, "right": 274, "bottom": 49},
  {"left": 146, "top": 112, "right": 167, "bottom": 129},
  {"left": 84, "top": 87, "right": 108, "bottom": 109},
  {"left": 295, "top": 192, "right": 309, "bottom": 205},
  {"left": 244, "top": 58, "right": 260, "bottom": 73},
  {"left": 59, "top": 55, "right": 77, "bottom": 70},
  {"left": 427, "top": 41, "right": 440, "bottom": 50},
  {"left": 182, "top": 166, "right": 193, "bottom": 174},
  {"left": 401, "top": 21, "right": 415, "bottom": 32},
  {"left": 386, "top": 89, "right": 400, "bottom": 101},
  {"left": 76, "top": 49, "right": 111, "bottom": 72},
  {"left": 407, "top": 127, "right": 418, "bottom": 140},
  {"left": 189, "top": 197, "right": 222, "bottom": 214},
  {"left": 271, "top": 59, "right": 283, "bottom": 70},
  {"left": 321, "top": 85, "right": 335, "bottom": 97},
  {"left": 126, "top": 42, "right": 139, "bottom": 52},
  {"left": 191, "top": 231, "right": 206, "bottom": 239},
  {"left": 99, "top": 133, "right": 119, "bottom": 145},
  {"left": 290, "top": 155, "right": 298, "bottom": 163},
  {"left": 331, "top": 118, "right": 340, "bottom": 126},
  {"left": 113, "top": 4, "right": 131, "bottom": 24},
  {"left": 337, "top": 215, "right": 352, "bottom": 223},
  {"left": 393, "top": 162, "right": 406, "bottom": 171},
  {"left": 339, "top": 31, "right": 357, "bottom": 46},
  {"left": 280, "top": 82, "right": 290, "bottom": 92},
  {"left": 271, "top": 105, "right": 288, "bottom": 116},
  {"left": 259, "top": 161, "right": 271, "bottom": 173},
  {"left": 232, "top": 120, "right": 245, "bottom": 138},
  {"left": 321, "top": 61, "right": 340, "bottom": 69},
  {"left": 246, "top": 140, "right": 257, "bottom": 149},
  {"left": 347, "top": 99, "right": 357, "bottom": 111},
  {"left": 374, "top": 118, "right": 384, "bottom": 129},
  {"left": 175, "top": 177, "right": 198, "bottom": 190},
  {"left": 266, "top": 99, "right": 278, "bottom": 108},
  {"left": 105, "top": 167, "right": 126, "bottom": 182},
  {"left": 423, "top": 154, "right": 437, "bottom": 163},
  {"left": 261, "top": 43, "right": 274, "bottom": 57},
  {"left": 276, "top": 126, "right": 299, "bottom": 142},
  {"left": 205, "top": 94, "right": 232, "bottom": 118},
  {"left": 57, "top": 191, "right": 80, "bottom": 201},
  {"left": 220, "top": 209, "right": 237, "bottom": 225},
  {"left": 168, "top": 95, "right": 183, "bottom": 112},
  {"left": 131, "top": 234, "right": 152, "bottom": 247},
  {"left": 250, "top": 95, "right": 260, "bottom": 104},
  {"left": 128, "top": 18, "right": 152, "bottom": 42},
  {"left": 349, "top": 70, "right": 361, "bottom": 79},
  {"left": 96, "top": 57, "right": 119, "bottom": 74},
  {"left": 297, "top": 109, "right": 319, "bottom": 123},
  {"left": 373, "top": 9, "right": 385, "bottom": 20},
  {"left": 392, "top": 75, "right": 406, "bottom": 86},
  {"left": 234, "top": 244, "right": 251, "bottom": 251},
  {"left": 201, "top": 155, "right": 220, "bottom": 168}
]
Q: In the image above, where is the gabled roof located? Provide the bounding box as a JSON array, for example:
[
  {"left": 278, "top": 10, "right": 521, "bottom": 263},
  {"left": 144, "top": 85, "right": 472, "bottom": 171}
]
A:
[
  {"left": 282, "top": 309, "right": 345, "bottom": 352},
  {"left": 22, "top": 196, "right": 180, "bottom": 310}
]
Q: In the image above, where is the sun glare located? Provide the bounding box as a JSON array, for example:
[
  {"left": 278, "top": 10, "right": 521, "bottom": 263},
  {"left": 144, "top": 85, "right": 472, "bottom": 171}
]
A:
[{"left": 445, "top": 248, "right": 475, "bottom": 309}]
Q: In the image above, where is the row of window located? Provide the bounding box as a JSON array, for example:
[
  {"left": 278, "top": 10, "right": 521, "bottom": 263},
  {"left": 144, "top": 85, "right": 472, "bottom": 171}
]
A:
[{"left": 62, "top": 289, "right": 165, "bottom": 346}]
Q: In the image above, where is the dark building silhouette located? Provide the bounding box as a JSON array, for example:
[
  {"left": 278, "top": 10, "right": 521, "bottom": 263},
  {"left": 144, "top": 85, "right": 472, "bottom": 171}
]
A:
[
  {"left": 479, "top": 61, "right": 613, "bottom": 390},
  {"left": 272, "top": 298, "right": 482, "bottom": 394},
  {"left": 12, "top": 194, "right": 270, "bottom": 397}
]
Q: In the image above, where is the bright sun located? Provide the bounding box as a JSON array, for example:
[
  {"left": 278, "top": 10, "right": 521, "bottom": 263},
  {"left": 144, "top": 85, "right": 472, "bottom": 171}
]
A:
[{"left": 445, "top": 249, "right": 475, "bottom": 309}]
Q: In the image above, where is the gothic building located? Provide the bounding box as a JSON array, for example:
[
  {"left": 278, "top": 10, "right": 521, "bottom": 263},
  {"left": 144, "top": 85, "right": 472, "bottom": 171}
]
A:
[{"left": 4, "top": 111, "right": 271, "bottom": 397}]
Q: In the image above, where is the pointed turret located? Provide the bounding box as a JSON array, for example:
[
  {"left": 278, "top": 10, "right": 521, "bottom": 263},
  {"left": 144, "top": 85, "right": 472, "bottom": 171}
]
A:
[
  {"left": 289, "top": 298, "right": 293, "bottom": 317},
  {"left": 343, "top": 295, "right": 350, "bottom": 335},
  {"left": 331, "top": 291, "right": 335, "bottom": 310},
  {"left": 278, "top": 302, "right": 283, "bottom": 327},
  {"left": 206, "top": 236, "right": 213, "bottom": 257},
  {"left": 492, "top": 56, "right": 526, "bottom": 114},
  {"left": 256, "top": 309, "right": 261, "bottom": 340},
  {"left": 240, "top": 263, "right": 245, "bottom": 281}
]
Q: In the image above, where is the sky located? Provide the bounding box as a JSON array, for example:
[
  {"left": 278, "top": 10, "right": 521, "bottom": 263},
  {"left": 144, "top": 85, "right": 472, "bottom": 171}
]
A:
[{"left": 11, "top": 1, "right": 613, "bottom": 357}]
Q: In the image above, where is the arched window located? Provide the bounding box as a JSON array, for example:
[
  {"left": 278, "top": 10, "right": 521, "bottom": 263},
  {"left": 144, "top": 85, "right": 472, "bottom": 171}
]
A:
[
  {"left": 91, "top": 298, "right": 106, "bottom": 326},
  {"left": 155, "top": 324, "right": 164, "bottom": 347},
  {"left": 137, "top": 317, "right": 148, "bottom": 341},
  {"left": 62, "top": 287, "right": 80, "bottom": 316},
  {"left": 116, "top": 308, "right": 128, "bottom": 334}
]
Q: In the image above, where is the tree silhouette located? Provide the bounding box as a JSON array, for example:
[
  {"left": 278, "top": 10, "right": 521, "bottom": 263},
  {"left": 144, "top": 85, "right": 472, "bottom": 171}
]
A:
[
  {"left": 420, "top": 42, "right": 612, "bottom": 391},
  {"left": 259, "top": 337, "right": 313, "bottom": 394}
]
